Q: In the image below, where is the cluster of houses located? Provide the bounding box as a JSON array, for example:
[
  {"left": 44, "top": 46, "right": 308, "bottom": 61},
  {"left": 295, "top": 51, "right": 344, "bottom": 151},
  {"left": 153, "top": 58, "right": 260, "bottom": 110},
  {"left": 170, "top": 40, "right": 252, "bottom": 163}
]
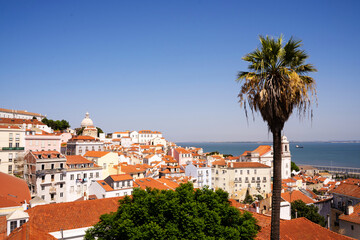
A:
[{"left": 0, "top": 107, "right": 358, "bottom": 239}]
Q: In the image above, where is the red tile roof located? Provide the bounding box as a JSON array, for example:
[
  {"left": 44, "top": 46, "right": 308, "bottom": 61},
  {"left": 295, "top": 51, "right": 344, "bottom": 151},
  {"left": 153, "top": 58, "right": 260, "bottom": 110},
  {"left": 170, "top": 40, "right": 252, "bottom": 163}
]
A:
[
  {"left": 0, "top": 118, "right": 45, "bottom": 126},
  {"left": 257, "top": 217, "right": 354, "bottom": 240},
  {"left": 6, "top": 222, "right": 57, "bottom": 240},
  {"left": 0, "top": 108, "right": 44, "bottom": 117},
  {"left": 252, "top": 145, "right": 272, "bottom": 156},
  {"left": 70, "top": 136, "right": 96, "bottom": 141},
  {"left": 228, "top": 162, "right": 271, "bottom": 168},
  {"left": 281, "top": 190, "right": 315, "bottom": 204},
  {"left": 212, "top": 160, "right": 226, "bottom": 166},
  {"left": 66, "top": 155, "right": 93, "bottom": 165},
  {"left": 339, "top": 203, "right": 360, "bottom": 224},
  {"left": 134, "top": 178, "right": 175, "bottom": 190},
  {"left": 175, "top": 147, "right": 191, "bottom": 154},
  {"left": 109, "top": 174, "right": 133, "bottom": 182},
  {"left": 83, "top": 151, "right": 109, "bottom": 158},
  {"left": 331, "top": 182, "right": 360, "bottom": 199},
  {"left": 26, "top": 197, "right": 123, "bottom": 233},
  {"left": 0, "top": 172, "right": 31, "bottom": 206},
  {"left": 96, "top": 180, "right": 114, "bottom": 192}
]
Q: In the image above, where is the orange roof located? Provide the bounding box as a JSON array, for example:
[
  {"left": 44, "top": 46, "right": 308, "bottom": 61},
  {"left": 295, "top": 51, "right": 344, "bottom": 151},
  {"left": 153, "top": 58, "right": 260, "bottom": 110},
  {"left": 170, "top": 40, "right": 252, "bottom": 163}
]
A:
[
  {"left": 109, "top": 174, "right": 133, "bottom": 182},
  {"left": 157, "top": 178, "right": 180, "bottom": 189},
  {"left": 119, "top": 164, "right": 150, "bottom": 174},
  {"left": 281, "top": 190, "right": 315, "bottom": 204},
  {"left": 26, "top": 197, "right": 122, "bottom": 233},
  {"left": 97, "top": 180, "right": 114, "bottom": 191},
  {"left": 66, "top": 155, "right": 93, "bottom": 165},
  {"left": 252, "top": 145, "right": 272, "bottom": 156},
  {"left": 70, "top": 136, "right": 96, "bottom": 141},
  {"left": 257, "top": 217, "right": 354, "bottom": 240},
  {"left": 0, "top": 172, "right": 31, "bottom": 206},
  {"left": 339, "top": 203, "right": 360, "bottom": 224},
  {"left": 0, "top": 118, "right": 45, "bottom": 126},
  {"left": 0, "top": 125, "right": 22, "bottom": 129},
  {"left": 175, "top": 147, "right": 191, "bottom": 154},
  {"left": 6, "top": 222, "right": 57, "bottom": 240},
  {"left": 331, "top": 182, "right": 360, "bottom": 199},
  {"left": 83, "top": 151, "right": 109, "bottom": 158},
  {"left": 0, "top": 108, "right": 44, "bottom": 117},
  {"left": 212, "top": 160, "right": 226, "bottom": 166},
  {"left": 134, "top": 178, "right": 175, "bottom": 190},
  {"left": 228, "top": 162, "right": 270, "bottom": 168}
]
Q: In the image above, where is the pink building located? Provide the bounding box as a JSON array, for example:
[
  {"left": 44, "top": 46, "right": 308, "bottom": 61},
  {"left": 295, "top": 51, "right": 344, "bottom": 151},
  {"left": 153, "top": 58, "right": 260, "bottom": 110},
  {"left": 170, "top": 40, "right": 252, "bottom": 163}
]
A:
[
  {"left": 172, "top": 147, "right": 193, "bottom": 166},
  {"left": 25, "top": 130, "right": 61, "bottom": 152}
]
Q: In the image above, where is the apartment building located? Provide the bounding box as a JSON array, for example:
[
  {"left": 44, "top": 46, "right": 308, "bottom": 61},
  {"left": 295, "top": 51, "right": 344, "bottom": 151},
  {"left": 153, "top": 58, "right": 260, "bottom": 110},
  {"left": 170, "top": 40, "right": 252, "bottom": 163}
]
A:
[
  {"left": 66, "top": 136, "right": 104, "bottom": 156},
  {"left": 212, "top": 161, "right": 271, "bottom": 201},
  {"left": 24, "top": 151, "right": 67, "bottom": 203},
  {"left": 0, "top": 125, "right": 25, "bottom": 176}
]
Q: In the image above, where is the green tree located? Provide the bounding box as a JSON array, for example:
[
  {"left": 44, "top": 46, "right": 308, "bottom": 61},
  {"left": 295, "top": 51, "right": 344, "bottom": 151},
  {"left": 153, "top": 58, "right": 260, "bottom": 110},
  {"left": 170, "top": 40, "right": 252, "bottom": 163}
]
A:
[
  {"left": 85, "top": 183, "right": 259, "bottom": 240},
  {"left": 41, "top": 118, "right": 70, "bottom": 131},
  {"left": 236, "top": 35, "right": 317, "bottom": 239},
  {"left": 291, "top": 200, "right": 325, "bottom": 227},
  {"left": 243, "top": 189, "right": 254, "bottom": 204},
  {"left": 291, "top": 161, "right": 300, "bottom": 172},
  {"left": 96, "top": 127, "right": 104, "bottom": 137}
]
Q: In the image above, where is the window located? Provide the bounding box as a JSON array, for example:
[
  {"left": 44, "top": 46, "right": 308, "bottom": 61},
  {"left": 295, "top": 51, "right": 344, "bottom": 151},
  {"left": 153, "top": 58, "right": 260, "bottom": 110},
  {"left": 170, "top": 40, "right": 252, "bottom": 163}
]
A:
[
  {"left": 70, "top": 186, "right": 74, "bottom": 192},
  {"left": 103, "top": 163, "right": 106, "bottom": 169},
  {"left": 9, "top": 153, "right": 13, "bottom": 162},
  {"left": 9, "top": 133, "right": 13, "bottom": 141},
  {"left": 16, "top": 134, "right": 20, "bottom": 141},
  {"left": 71, "top": 174, "right": 74, "bottom": 180},
  {"left": 20, "top": 219, "right": 26, "bottom": 226},
  {"left": 15, "top": 142, "right": 19, "bottom": 147},
  {"left": 41, "top": 195, "right": 45, "bottom": 200},
  {"left": 42, "top": 164, "right": 45, "bottom": 170},
  {"left": 60, "top": 183, "right": 63, "bottom": 188},
  {"left": 240, "top": 170, "right": 243, "bottom": 174},
  {"left": 41, "top": 186, "right": 45, "bottom": 191},
  {"left": 351, "top": 225, "right": 354, "bottom": 230},
  {"left": 9, "top": 142, "right": 12, "bottom": 148},
  {"left": 60, "top": 192, "right": 63, "bottom": 197},
  {"left": 10, "top": 221, "right": 17, "bottom": 232},
  {"left": 8, "top": 165, "right": 12, "bottom": 173},
  {"left": 247, "top": 170, "right": 250, "bottom": 174},
  {"left": 50, "top": 193, "right": 55, "bottom": 200},
  {"left": 254, "top": 169, "right": 257, "bottom": 174},
  {"left": 60, "top": 163, "right": 63, "bottom": 169},
  {"left": 96, "top": 172, "right": 99, "bottom": 178},
  {"left": 77, "top": 174, "right": 80, "bottom": 179},
  {"left": 90, "top": 173, "right": 93, "bottom": 178},
  {"left": 235, "top": 170, "right": 237, "bottom": 173},
  {"left": 42, "top": 176, "right": 45, "bottom": 182},
  {"left": 51, "top": 164, "right": 54, "bottom": 169},
  {"left": 60, "top": 174, "right": 63, "bottom": 181},
  {"left": 51, "top": 175, "right": 54, "bottom": 181}
]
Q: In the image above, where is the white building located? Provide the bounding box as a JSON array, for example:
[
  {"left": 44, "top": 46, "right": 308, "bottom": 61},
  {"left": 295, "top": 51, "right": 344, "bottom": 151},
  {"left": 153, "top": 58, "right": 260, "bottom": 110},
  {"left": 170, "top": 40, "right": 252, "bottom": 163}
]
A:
[
  {"left": 212, "top": 161, "right": 271, "bottom": 201},
  {"left": 185, "top": 162, "right": 212, "bottom": 189},
  {"left": 66, "top": 136, "right": 104, "bottom": 156},
  {"left": 0, "top": 125, "right": 25, "bottom": 176},
  {"left": 89, "top": 174, "right": 133, "bottom": 199},
  {"left": 240, "top": 136, "right": 291, "bottom": 179},
  {"left": 24, "top": 151, "right": 67, "bottom": 203},
  {"left": 65, "top": 155, "right": 102, "bottom": 202},
  {"left": 0, "top": 107, "right": 45, "bottom": 121}
]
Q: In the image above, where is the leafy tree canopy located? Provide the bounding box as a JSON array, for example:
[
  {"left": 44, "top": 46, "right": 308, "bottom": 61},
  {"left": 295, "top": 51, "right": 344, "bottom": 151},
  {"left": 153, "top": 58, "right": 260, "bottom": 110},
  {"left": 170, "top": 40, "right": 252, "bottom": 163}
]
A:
[
  {"left": 96, "top": 127, "right": 104, "bottom": 137},
  {"left": 206, "top": 151, "right": 220, "bottom": 156},
  {"left": 291, "top": 200, "right": 325, "bottom": 227},
  {"left": 243, "top": 189, "right": 254, "bottom": 204},
  {"left": 85, "top": 183, "right": 259, "bottom": 240},
  {"left": 291, "top": 161, "right": 300, "bottom": 172},
  {"left": 42, "top": 118, "right": 70, "bottom": 131}
]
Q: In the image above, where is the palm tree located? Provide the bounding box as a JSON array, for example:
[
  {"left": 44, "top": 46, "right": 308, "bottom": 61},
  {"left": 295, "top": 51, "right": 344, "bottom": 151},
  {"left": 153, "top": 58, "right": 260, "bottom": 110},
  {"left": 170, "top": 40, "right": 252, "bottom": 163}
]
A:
[{"left": 236, "top": 35, "right": 316, "bottom": 239}]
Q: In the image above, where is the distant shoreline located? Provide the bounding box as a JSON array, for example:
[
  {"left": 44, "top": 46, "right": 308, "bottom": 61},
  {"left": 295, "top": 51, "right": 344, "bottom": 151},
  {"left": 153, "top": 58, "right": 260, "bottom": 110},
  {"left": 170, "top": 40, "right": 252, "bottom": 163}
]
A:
[{"left": 176, "top": 141, "right": 360, "bottom": 144}]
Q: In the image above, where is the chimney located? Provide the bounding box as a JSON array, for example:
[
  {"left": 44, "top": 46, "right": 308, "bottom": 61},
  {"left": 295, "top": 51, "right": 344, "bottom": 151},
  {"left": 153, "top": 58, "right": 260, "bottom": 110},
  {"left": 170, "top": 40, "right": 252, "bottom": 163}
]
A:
[
  {"left": 327, "top": 214, "right": 330, "bottom": 229},
  {"left": 346, "top": 206, "right": 354, "bottom": 215}
]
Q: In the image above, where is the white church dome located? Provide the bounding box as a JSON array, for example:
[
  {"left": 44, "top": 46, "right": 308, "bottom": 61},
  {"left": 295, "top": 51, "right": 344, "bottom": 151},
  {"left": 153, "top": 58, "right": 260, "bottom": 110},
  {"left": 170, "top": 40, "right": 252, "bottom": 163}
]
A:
[{"left": 81, "top": 112, "right": 94, "bottom": 128}]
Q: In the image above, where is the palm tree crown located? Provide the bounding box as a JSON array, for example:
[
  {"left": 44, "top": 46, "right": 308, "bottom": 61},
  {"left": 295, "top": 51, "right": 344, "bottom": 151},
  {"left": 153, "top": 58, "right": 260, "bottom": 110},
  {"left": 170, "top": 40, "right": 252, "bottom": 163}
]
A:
[{"left": 237, "top": 35, "right": 317, "bottom": 132}]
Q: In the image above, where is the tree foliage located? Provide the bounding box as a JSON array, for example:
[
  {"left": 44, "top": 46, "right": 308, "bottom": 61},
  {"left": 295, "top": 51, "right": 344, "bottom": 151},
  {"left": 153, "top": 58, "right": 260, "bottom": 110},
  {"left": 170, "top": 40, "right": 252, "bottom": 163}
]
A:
[
  {"left": 243, "top": 189, "right": 254, "bottom": 204},
  {"left": 291, "top": 161, "right": 300, "bottom": 172},
  {"left": 85, "top": 183, "right": 259, "bottom": 240},
  {"left": 42, "top": 118, "right": 70, "bottom": 131},
  {"left": 206, "top": 151, "right": 220, "bottom": 156},
  {"left": 291, "top": 200, "right": 325, "bottom": 227},
  {"left": 96, "top": 127, "right": 104, "bottom": 137}
]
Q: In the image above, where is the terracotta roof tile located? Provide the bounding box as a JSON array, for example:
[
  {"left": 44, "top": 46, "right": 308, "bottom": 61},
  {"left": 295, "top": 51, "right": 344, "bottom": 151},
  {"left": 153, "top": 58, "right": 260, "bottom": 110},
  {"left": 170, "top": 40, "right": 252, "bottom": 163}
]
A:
[
  {"left": 331, "top": 182, "right": 360, "bottom": 199},
  {"left": 0, "top": 172, "right": 31, "bottom": 205},
  {"left": 83, "top": 151, "right": 109, "bottom": 158},
  {"left": 6, "top": 222, "right": 57, "bottom": 240},
  {"left": 96, "top": 180, "right": 114, "bottom": 191},
  {"left": 339, "top": 203, "right": 360, "bottom": 224},
  {"left": 134, "top": 178, "right": 175, "bottom": 190},
  {"left": 26, "top": 197, "right": 123, "bottom": 233},
  {"left": 252, "top": 145, "right": 272, "bottom": 156},
  {"left": 281, "top": 190, "right": 315, "bottom": 204},
  {"left": 66, "top": 155, "right": 93, "bottom": 165},
  {"left": 228, "top": 162, "right": 271, "bottom": 168},
  {"left": 256, "top": 217, "right": 354, "bottom": 240},
  {"left": 109, "top": 174, "right": 133, "bottom": 182}
]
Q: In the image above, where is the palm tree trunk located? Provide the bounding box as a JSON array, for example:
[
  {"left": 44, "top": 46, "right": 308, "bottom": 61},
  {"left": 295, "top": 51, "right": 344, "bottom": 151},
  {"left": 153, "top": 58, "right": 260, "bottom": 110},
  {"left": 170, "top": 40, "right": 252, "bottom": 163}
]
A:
[{"left": 270, "top": 127, "right": 282, "bottom": 240}]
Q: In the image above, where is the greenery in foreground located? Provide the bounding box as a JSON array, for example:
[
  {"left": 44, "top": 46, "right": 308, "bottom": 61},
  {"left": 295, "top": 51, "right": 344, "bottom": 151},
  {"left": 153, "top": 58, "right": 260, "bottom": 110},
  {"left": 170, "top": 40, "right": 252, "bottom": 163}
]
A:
[
  {"left": 291, "top": 200, "right": 325, "bottom": 227},
  {"left": 291, "top": 161, "right": 300, "bottom": 172},
  {"left": 85, "top": 183, "right": 259, "bottom": 240}
]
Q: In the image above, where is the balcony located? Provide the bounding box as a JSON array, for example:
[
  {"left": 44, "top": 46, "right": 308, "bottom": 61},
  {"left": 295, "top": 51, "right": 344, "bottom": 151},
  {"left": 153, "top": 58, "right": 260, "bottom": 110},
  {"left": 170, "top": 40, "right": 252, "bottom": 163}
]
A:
[
  {"left": 262, "top": 179, "right": 267, "bottom": 183},
  {"left": 256, "top": 180, "right": 261, "bottom": 183},
  {"left": 1, "top": 147, "right": 24, "bottom": 151},
  {"left": 49, "top": 187, "right": 56, "bottom": 193}
]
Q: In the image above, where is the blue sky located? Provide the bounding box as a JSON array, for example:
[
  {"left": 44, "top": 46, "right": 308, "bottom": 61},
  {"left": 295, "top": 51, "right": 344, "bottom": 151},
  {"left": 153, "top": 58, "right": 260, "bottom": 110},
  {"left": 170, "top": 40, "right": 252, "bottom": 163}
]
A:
[{"left": 1, "top": 0, "right": 359, "bottom": 142}]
